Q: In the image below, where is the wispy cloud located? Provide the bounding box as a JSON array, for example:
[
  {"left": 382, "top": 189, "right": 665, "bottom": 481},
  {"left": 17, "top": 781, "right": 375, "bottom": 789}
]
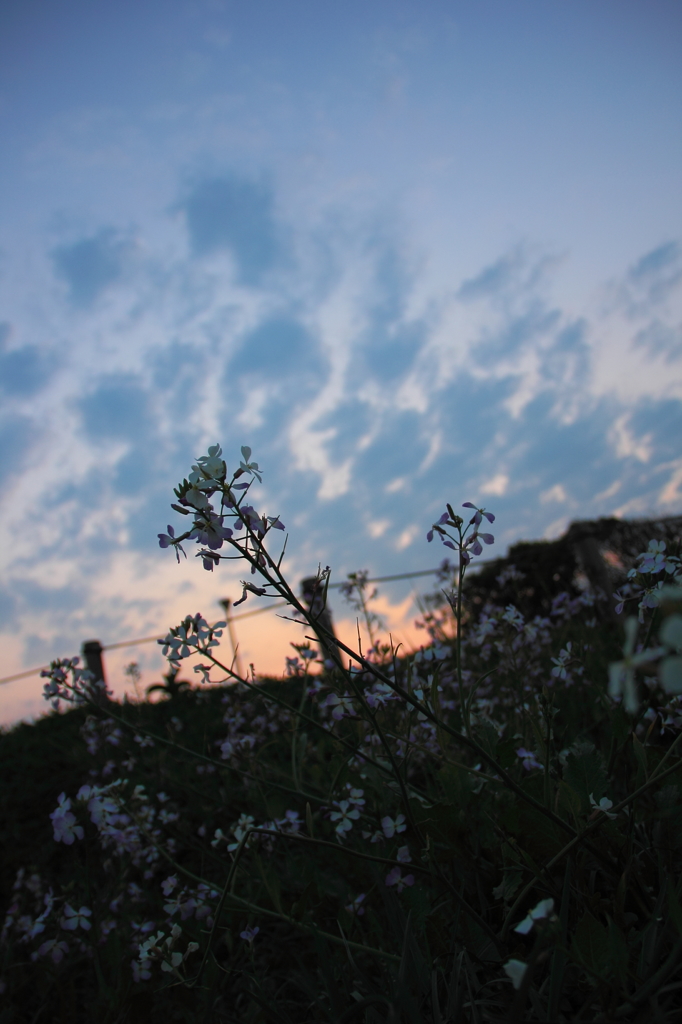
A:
[
  {"left": 1, "top": 153, "right": 681, "bottom": 724},
  {"left": 52, "top": 229, "right": 134, "bottom": 307},
  {"left": 177, "top": 176, "right": 284, "bottom": 284}
]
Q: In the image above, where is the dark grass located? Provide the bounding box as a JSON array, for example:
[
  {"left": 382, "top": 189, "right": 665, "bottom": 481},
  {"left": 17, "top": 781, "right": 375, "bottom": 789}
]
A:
[{"left": 1, "top": 533, "right": 682, "bottom": 1023}]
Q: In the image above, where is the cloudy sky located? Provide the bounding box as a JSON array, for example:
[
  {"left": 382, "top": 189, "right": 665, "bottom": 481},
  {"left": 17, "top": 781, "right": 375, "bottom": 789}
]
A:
[{"left": 1, "top": 0, "right": 681, "bottom": 722}]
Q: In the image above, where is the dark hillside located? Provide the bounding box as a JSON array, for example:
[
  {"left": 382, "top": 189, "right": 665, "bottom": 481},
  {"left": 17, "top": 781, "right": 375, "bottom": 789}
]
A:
[{"left": 1, "top": 515, "right": 681, "bottom": 1023}]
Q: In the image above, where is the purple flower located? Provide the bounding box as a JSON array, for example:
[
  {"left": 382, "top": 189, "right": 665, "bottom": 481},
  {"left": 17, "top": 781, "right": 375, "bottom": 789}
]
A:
[
  {"left": 238, "top": 505, "right": 262, "bottom": 532},
  {"left": 61, "top": 904, "right": 92, "bottom": 931},
  {"left": 34, "top": 938, "right": 69, "bottom": 964},
  {"left": 344, "top": 786, "right": 366, "bottom": 808},
  {"left": 239, "top": 446, "right": 262, "bottom": 482},
  {"left": 503, "top": 959, "right": 527, "bottom": 990},
  {"left": 426, "top": 513, "right": 449, "bottom": 543},
  {"left": 276, "top": 810, "right": 302, "bottom": 832},
  {"left": 516, "top": 748, "right": 543, "bottom": 771},
  {"left": 233, "top": 581, "right": 268, "bottom": 606},
  {"left": 364, "top": 684, "right": 397, "bottom": 709},
  {"left": 131, "top": 958, "right": 152, "bottom": 982},
  {"left": 158, "top": 526, "right": 186, "bottom": 563},
  {"left": 323, "top": 693, "right": 356, "bottom": 720},
  {"left": 185, "top": 487, "right": 211, "bottom": 510},
  {"left": 191, "top": 514, "right": 233, "bottom": 550},
  {"left": 330, "top": 800, "right": 360, "bottom": 835},
  {"left": 467, "top": 536, "right": 483, "bottom": 556},
  {"left": 514, "top": 898, "right": 554, "bottom": 935},
  {"left": 50, "top": 794, "right": 84, "bottom": 845},
  {"left": 589, "top": 794, "right": 617, "bottom": 819},
  {"left": 385, "top": 867, "right": 414, "bottom": 892},
  {"left": 344, "top": 894, "right": 366, "bottom": 916},
  {"left": 462, "top": 502, "right": 495, "bottom": 524},
  {"left": 201, "top": 551, "right": 221, "bottom": 572},
  {"left": 240, "top": 925, "right": 260, "bottom": 944},
  {"left": 639, "top": 540, "right": 672, "bottom": 574},
  {"left": 158, "top": 525, "right": 176, "bottom": 548},
  {"left": 381, "top": 814, "right": 407, "bottom": 838}
]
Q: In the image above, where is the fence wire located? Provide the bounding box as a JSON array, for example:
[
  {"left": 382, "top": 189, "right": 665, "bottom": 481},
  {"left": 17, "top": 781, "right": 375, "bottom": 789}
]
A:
[{"left": 0, "top": 561, "right": 495, "bottom": 687}]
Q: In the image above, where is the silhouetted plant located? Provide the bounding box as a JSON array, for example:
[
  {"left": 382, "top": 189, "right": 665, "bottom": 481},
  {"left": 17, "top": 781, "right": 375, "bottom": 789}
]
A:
[{"left": 2, "top": 445, "right": 681, "bottom": 1023}]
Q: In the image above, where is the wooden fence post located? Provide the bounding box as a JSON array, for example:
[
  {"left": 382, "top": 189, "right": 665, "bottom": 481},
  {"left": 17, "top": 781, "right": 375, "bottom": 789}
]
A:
[
  {"left": 300, "top": 577, "right": 338, "bottom": 669},
  {"left": 82, "top": 639, "right": 106, "bottom": 683},
  {"left": 219, "top": 599, "right": 244, "bottom": 678}
]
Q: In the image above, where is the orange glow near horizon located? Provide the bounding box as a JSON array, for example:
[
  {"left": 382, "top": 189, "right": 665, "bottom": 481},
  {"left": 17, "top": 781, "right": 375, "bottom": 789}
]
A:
[{"left": 0, "top": 589, "right": 444, "bottom": 727}]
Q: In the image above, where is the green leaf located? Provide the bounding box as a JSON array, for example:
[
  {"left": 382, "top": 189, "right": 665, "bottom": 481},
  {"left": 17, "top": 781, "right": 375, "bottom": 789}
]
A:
[
  {"left": 571, "top": 912, "right": 609, "bottom": 980},
  {"left": 475, "top": 721, "right": 499, "bottom": 761},
  {"left": 529, "top": 717, "right": 547, "bottom": 759},
  {"left": 655, "top": 785, "right": 682, "bottom": 850},
  {"left": 495, "top": 736, "right": 519, "bottom": 770},
  {"left": 409, "top": 798, "right": 466, "bottom": 851},
  {"left": 501, "top": 797, "right": 521, "bottom": 836},
  {"left": 492, "top": 869, "right": 523, "bottom": 902},
  {"left": 667, "top": 878, "right": 682, "bottom": 940},
  {"left": 556, "top": 780, "right": 582, "bottom": 825},
  {"left": 518, "top": 804, "right": 564, "bottom": 860},
  {"left": 563, "top": 746, "right": 608, "bottom": 812},
  {"left": 402, "top": 881, "right": 431, "bottom": 937},
  {"left": 606, "top": 917, "right": 628, "bottom": 986},
  {"left": 460, "top": 915, "right": 502, "bottom": 963},
  {"left": 291, "top": 878, "right": 319, "bottom": 921},
  {"left": 631, "top": 736, "right": 648, "bottom": 784},
  {"left": 609, "top": 705, "right": 631, "bottom": 743},
  {"left": 437, "top": 765, "right": 474, "bottom": 808},
  {"left": 257, "top": 857, "right": 283, "bottom": 914}
]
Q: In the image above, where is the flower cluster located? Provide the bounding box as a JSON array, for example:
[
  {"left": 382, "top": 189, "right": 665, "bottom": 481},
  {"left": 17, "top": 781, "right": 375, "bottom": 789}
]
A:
[
  {"left": 40, "top": 658, "right": 109, "bottom": 709},
  {"left": 158, "top": 614, "right": 226, "bottom": 665},
  {"left": 427, "top": 502, "right": 495, "bottom": 565},
  {"left": 608, "top": 594, "right": 682, "bottom": 714},
  {"left": 613, "top": 540, "right": 682, "bottom": 620},
  {"left": 212, "top": 809, "right": 302, "bottom": 853},
  {"left": 157, "top": 445, "right": 285, "bottom": 581},
  {"left": 48, "top": 779, "right": 175, "bottom": 877},
  {"left": 137, "top": 923, "right": 199, "bottom": 977},
  {"left": 9, "top": 445, "right": 679, "bottom": 1022}
]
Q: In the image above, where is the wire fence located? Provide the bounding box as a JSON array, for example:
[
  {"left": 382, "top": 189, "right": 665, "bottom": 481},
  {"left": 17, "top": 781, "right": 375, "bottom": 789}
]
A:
[{"left": 0, "top": 562, "right": 494, "bottom": 688}]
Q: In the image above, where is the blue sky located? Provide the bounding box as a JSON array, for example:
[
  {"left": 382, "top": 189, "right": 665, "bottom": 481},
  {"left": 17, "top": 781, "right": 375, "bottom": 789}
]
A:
[{"left": 1, "top": 0, "right": 681, "bottom": 721}]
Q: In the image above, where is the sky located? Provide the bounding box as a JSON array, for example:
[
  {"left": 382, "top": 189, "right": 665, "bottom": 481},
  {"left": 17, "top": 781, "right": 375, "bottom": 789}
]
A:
[{"left": 1, "top": 0, "right": 681, "bottom": 723}]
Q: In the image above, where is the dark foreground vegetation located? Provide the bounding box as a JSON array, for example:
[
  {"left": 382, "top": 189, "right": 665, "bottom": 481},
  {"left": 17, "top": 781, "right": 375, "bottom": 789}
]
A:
[{"left": 1, "top": 450, "right": 682, "bottom": 1024}]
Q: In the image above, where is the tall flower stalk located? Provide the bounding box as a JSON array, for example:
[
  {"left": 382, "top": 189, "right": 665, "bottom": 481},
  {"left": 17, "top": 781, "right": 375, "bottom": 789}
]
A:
[{"left": 426, "top": 501, "right": 495, "bottom": 734}]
